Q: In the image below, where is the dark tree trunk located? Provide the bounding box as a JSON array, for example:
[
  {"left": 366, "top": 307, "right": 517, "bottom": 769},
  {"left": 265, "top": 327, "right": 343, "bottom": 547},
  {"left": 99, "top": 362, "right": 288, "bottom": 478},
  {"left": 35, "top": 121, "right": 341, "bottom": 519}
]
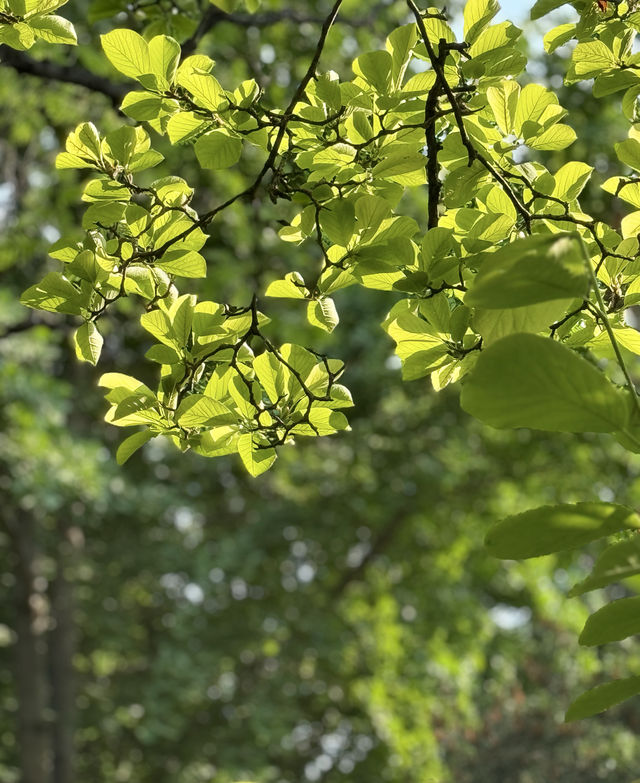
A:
[
  {"left": 49, "top": 558, "right": 76, "bottom": 783},
  {"left": 8, "top": 510, "right": 51, "bottom": 783}
]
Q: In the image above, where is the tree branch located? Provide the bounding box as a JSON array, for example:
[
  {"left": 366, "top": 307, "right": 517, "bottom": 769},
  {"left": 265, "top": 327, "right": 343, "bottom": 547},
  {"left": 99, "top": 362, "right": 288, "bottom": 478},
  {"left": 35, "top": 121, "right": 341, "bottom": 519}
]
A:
[
  {"left": 182, "top": 2, "right": 390, "bottom": 57},
  {"left": 0, "top": 46, "right": 127, "bottom": 106},
  {"left": 0, "top": 311, "right": 48, "bottom": 340},
  {"left": 138, "top": 0, "right": 345, "bottom": 265},
  {"left": 406, "top": 0, "right": 532, "bottom": 231}
]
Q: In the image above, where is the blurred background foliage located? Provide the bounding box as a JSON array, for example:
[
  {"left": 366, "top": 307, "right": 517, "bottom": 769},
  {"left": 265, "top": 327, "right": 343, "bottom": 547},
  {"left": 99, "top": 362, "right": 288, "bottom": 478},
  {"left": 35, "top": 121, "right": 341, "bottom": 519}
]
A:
[{"left": 2, "top": 1, "right": 640, "bottom": 782}]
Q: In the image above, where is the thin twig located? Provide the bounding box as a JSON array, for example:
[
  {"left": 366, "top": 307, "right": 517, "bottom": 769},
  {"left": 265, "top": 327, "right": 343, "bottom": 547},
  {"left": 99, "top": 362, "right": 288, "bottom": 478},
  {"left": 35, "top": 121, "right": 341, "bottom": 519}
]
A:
[{"left": 577, "top": 234, "right": 640, "bottom": 417}]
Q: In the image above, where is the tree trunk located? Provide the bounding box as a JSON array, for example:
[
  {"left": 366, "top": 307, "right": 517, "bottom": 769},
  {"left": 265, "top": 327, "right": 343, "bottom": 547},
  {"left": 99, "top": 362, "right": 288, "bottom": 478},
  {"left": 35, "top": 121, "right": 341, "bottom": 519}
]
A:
[
  {"left": 49, "top": 527, "right": 79, "bottom": 783},
  {"left": 8, "top": 510, "right": 51, "bottom": 783}
]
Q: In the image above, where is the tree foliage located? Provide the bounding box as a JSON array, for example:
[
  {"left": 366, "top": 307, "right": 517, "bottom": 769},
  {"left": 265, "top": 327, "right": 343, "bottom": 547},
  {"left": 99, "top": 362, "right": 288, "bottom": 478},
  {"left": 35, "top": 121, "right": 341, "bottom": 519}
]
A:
[{"left": 6, "top": 0, "right": 640, "bottom": 775}]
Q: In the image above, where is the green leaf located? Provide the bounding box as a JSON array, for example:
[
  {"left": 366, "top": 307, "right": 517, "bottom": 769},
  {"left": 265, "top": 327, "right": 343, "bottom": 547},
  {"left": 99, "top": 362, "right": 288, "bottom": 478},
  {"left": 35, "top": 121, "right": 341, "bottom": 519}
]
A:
[
  {"left": 527, "top": 124, "right": 577, "bottom": 151},
  {"left": 176, "top": 69, "right": 226, "bottom": 111},
  {"left": 176, "top": 395, "right": 235, "bottom": 427},
  {"left": 307, "top": 298, "right": 339, "bottom": 333},
  {"left": 56, "top": 122, "right": 102, "bottom": 169},
  {"left": 148, "top": 35, "right": 180, "bottom": 88},
  {"left": 355, "top": 194, "right": 391, "bottom": 241},
  {"left": 312, "top": 143, "right": 356, "bottom": 168},
  {"left": 514, "top": 84, "right": 556, "bottom": 136},
  {"left": 116, "top": 430, "right": 153, "bottom": 465},
  {"left": 0, "top": 21, "right": 35, "bottom": 50},
  {"left": 383, "top": 304, "right": 449, "bottom": 381},
  {"left": 531, "top": 0, "right": 571, "bottom": 20},
  {"left": 352, "top": 50, "right": 392, "bottom": 95},
  {"left": 473, "top": 300, "right": 571, "bottom": 345},
  {"left": 82, "top": 179, "right": 130, "bottom": 202},
  {"left": 544, "top": 23, "right": 576, "bottom": 54},
  {"left": 579, "top": 596, "right": 640, "bottom": 646},
  {"left": 140, "top": 309, "right": 177, "bottom": 348},
  {"left": 73, "top": 322, "right": 103, "bottom": 365},
  {"left": 307, "top": 407, "right": 350, "bottom": 435},
  {"left": 385, "top": 23, "right": 417, "bottom": 86},
  {"left": 121, "top": 91, "right": 168, "bottom": 122},
  {"left": 208, "top": 0, "right": 239, "bottom": 11},
  {"left": 463, "top": 0, "right": 499, "bottom": 44},
  {"left": 570, "top": 537, "right": 640, "bottom": 596},
  {"left": 465, "top": 234, "right": 588, "bottom": 308},
  {"left": 552, "top": 162, "right": 593, "bottom": 201},
  {"left": 20, "top": 272, "right": 83, "bottom": 315},
  {"left": 592, "top": 327, "right": 640, "bottom": 356},
  {"left": 99, "top": 372, "right": 154, "bottom": 397},
  {"left": 372, "top": 151, "right": 427, "bottom": 180},
  {"left": 166, "top": 112, "right": 207, "bottom": 145},
  {"left": 68, "top": 249, "right": 105, "bottom": 283},
  {"left": 156, "top": 251, "right": 206, "bottom": 278},
  {"left": 616, "top": 138, "right": 640, "bottom": 172},
  {"left": 145, "top": 344, "right": 181, "bottom": 364},
  {"left": 572, "top": 41, "right": 617, "bottom": 80},
  {"left": 194, "top": 130, "right": 242, "bottom": 169},
  {"left": 29, "top": 14, "right": 76, "bottom": 44},
  {"left": 253, "top": 352, "right": 286, "bottom": 405},
  {"left": 237, "top": 433, "right": 276, "bottom": 476},
  {"left": 82, "top": 201, "right": 126, "bottom": 230},
  {"left": 312, "top": 74, "right": 339, "bottom": 112},
  {"left": 168, "top": 295, "right": 194, "bottom": 347},
  {"left": 101, "top": 29, "right": 151, "bottom": 80},
  {"left": 460, "top": 333, "right": 630, "bottom": 433},
  {"left": 566, "top": 676, "right": 640, "bottom": 721},
  {"left": 265, "top": 272, "right": 309, "bottom": 299},
  {"left": 622, "top": 85, "right": 640, "bottom": 122},
  {"left": 485, "top": 502, "right": 640, "bottom": 559},
  {"left": 320, "top": 201, "right": 356, "bottom": 246},
  {"left": 486, "top": 80, "right": 519, "bottom": 135},
  {"left": 593, "top": 70, "right": 639, "bottom": 99},
  {"left": 7, "top": 0, "right": 62, "bottom": 14},
  {"left": 131, "top": 152, "right": 164, "bottom": 174},
  {"left": 421, "top": 226, "right": 454, "bottom": 270}
]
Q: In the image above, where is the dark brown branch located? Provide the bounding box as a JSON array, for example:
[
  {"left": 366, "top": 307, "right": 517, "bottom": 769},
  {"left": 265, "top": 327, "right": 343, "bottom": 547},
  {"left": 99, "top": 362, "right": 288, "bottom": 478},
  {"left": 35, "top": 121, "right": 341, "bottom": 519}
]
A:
[
  {"left": 182, "top": 8, "right": 327, "bottom": 56},
  {"left": 182, "top": 1, "right": 389, "bottom": 57},
  {"left": 0, "top": 311, "right": 48, "bottom": 339},
  {"left": 424, "top": 55, "right": 446, "bottom": 228},
  {"left": 0, "top": 46, "right": 127, "bottom": 106},
  {"left": 406, "top": 0, "right": 532, "bottom": 231}
]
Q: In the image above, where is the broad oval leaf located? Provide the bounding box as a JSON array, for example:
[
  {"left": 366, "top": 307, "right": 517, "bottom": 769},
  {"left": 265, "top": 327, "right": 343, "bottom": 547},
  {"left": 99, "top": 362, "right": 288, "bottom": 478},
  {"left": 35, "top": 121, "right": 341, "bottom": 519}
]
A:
[
  {"left": 531, "top": 0, "right": 572, "bottom": 22},
  {"left": 463, "top": 0, "right": 499, "bottom": 44},
  {"left": 569, "top": 536, "right": 640, "bottom": 596},
  {"left": 30, "top": 14, "right": 77, "bottom": 45},
  {"left": 176, "top": 395, "right": 236, "bottom": 427},
  {"left": 465, "top": 234, "right": 588, "bottom": 309},
  {"left": 116, "top": 430, "right": 154, "bottom": 465},
  {"left": 237, "top": 433, "right": 276, "bottom": 477},
  {"left": 460, "top": 333, "right": 630, "bottom": 433},
  {"left": 307, "top": 298, "right": 339, "bottom": 333},
  {"left": 101, "top": 29, "right": 150, "bottom": 80},
  {"left": 565, "top": 676, "right": 640, "bottom": 721},
  {"left": 73, "top": 321, "right": 103, "bottom": 366},
  {"left": 485, "top": 502, "right": 640, "bottom": 559},
  {"left": 195, "top": 130, "right": 243, "bottom": 169},
  {"left": 580, "top": 596, "right": 640, "bottom": 646}
]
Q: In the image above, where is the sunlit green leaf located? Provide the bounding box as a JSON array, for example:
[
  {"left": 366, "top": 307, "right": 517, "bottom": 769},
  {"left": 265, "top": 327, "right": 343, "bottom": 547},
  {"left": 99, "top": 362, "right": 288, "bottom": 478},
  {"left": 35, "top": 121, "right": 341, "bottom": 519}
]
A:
[
  {"left": 580, "top": 596, "right": 640, "bottom": 646},
  {"left": 461, "top": 334, "right": 629, "bottom": 432},
  {"left": 485, "top": 502, "right": 640, "bottom": 559}
]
